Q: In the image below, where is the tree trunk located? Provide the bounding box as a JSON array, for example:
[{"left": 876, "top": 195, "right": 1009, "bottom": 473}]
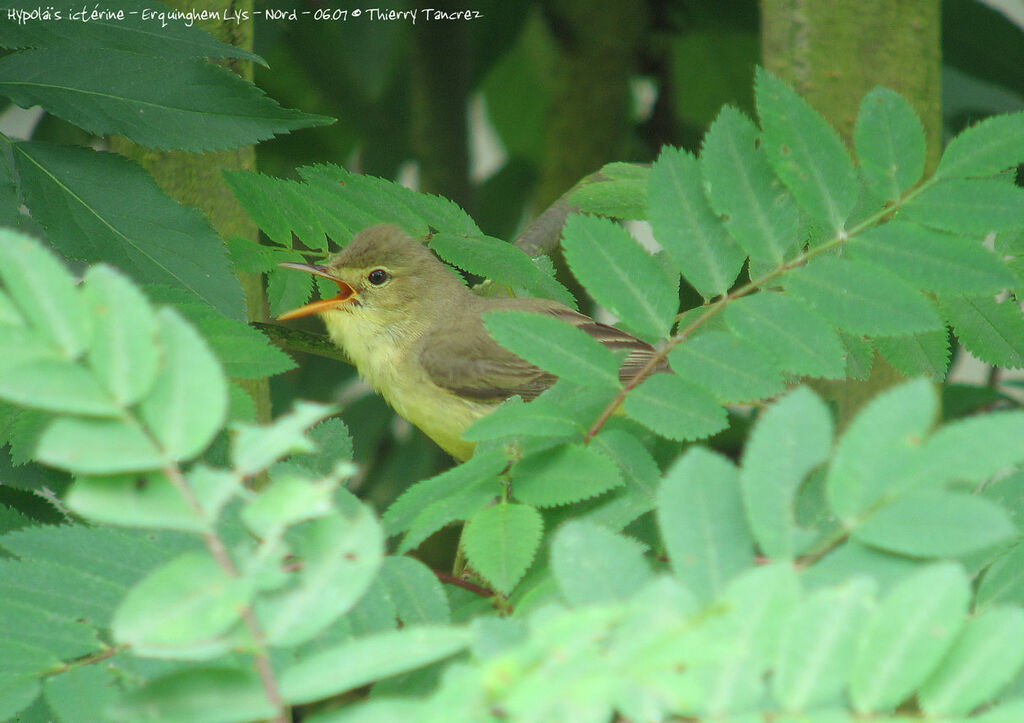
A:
[
  {"left": 761, "top": 0, "right": 942, "bottom": 167},
  {"left": 110, "top": 0, "right": 271, "bottom": 423},
  {"left": 761, "top": 0, "right": 942, "bottom": 425},
  {"left": 409, "top": 0, "right": 472, "bottom": 209},
  {"left": 535, "top": 0, "right": 645, "bottom": 208}
]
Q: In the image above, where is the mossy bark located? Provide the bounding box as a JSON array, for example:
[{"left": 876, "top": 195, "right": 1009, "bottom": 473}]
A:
[
  {"left": 110, "top": 0, "right": 271, "bottom": 423},
  {"left": 535, "top": 0, "right": 645, "bottom": 208},
  {"left": 409, "top": 0, "right": 472, "bottom": 209},
  {"left": 760, "top": 0, "right": 942, "bottom": 425},
  {"left": 761, "top": 0, "right": 942, "bottom": 168}
]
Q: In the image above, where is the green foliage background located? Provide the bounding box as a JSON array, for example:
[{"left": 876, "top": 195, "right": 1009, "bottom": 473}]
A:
[{"left": 1, "top": 1, "right": 1024, "bottom": 722}]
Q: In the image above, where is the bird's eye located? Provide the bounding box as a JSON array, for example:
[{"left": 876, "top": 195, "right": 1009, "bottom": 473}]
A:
[{"left": 367, "top": 268, "right": 389, "bottom": 286}]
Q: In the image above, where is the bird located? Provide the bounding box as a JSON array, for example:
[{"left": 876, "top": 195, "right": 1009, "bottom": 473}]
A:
[{"left": 278, "top": 223, "right": 663, "bottom": 461}]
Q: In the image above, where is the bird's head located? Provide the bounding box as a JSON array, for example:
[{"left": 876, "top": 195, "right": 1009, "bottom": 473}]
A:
[{"left": 277, "top": 224, "right": 465, "bottom": 332}]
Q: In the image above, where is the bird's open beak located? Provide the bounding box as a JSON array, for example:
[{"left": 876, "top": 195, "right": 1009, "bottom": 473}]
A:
[{"left": 276, "top": 262, "right": 357, "bottom": 320}]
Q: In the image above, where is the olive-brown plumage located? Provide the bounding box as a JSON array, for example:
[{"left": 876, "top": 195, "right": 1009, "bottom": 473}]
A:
[{"left": 279, "top": 224, "right": 662, "bottom": 460}]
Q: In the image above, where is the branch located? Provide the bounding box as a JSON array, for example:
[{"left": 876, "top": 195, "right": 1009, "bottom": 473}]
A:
[
  {"left": 512, "top": 167, "right": 620, "bottom": 256},
  {"left": 128, "top": 411, "right": 290, "bottom": 723},
  {"left": 253, "top": 321, "right": 352, "bottom": 365},
  {"left": 432, "top": 569, "right": 495, "bottom": 598},
  {"left": 583, "top": 172, "right": 943, "bottom": 442}
]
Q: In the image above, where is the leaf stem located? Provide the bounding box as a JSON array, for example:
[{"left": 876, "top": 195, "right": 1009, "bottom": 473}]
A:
[
  {"left": 584, "top": 174, "right": 940, "bottom": 442},
  {"left": 157, "top": 459, "right": 289, "bottom": 721},
  {"left": 126, "top": 408, "right": 290, "bottom": 723},
  {"left": 433, "top": 569, "right": 494, "bottom": 598}
]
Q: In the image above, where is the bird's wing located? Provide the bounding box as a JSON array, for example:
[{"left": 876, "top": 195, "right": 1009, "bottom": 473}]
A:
[
  {"left": 542, "top": 305, "right": 668, "bottom": 384},
  {"left": 418, "top": 298, "right": 666, "bottom": 402},
  {"left": 418, "top": 307, "right": 555, "bottom": 403}
]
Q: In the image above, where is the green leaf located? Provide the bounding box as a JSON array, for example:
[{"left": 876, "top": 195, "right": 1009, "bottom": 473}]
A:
[
  {"left": 114, "top": 667, "right": 276, "bottom": 723},
  {"left": 783, "top": 256, "right": 943, "bottom": 336},
  {"left": 848, "top": 222, "right": 1015, "bottom": 294},
  {"left": 723, "top": 291, "right": 846, "bottom": 379},
  {"left": 399, "top": 481, "right": 497, "bottom": 555},
  {"left": 113, "top": 551, "right": 250, "bottom": 660},
  {"left": 378, "top": 556, "right": 450, "bottom": 625},
  {"left": 669, "top": 331, "right": 786, "bottom": 403},
  {"left": 14, "top": 142, "right": 244, "bottom": 320},
  {"left": 905, "top": 411, "right": 1024, "bottom": 489},
  {"left": 658, "top": 447, "right": 754, "bottom": 603},
  {"left": 623, "top": 373, "right": 727, "bottom": 441},
  {"left": 0, "top": 0, "right": 265, "bottom": 64},
  {"left": 741, "top": 387, "right": 833, "bottom": 559},
  {"left": 36, "top": 417, "right": 163, "bottom": 474},
  {"left": 462, "top": 503, "right": 543, "bottom": 595},
  {"left": 937, "top": 111, "right": 1024, "bottom": 178},
  {"left": 716, "top": 562, "right": 802, "bottom": 666},
  {"left": 979, "top": 543, "right": 1024, "bottom": 609},
  {"left": 297, "top": 418, "right": 354, "bottom": 476},
  {"left": 854, "top": 87, "right": 926, "bottom": 201},
  {"left": 66, "top": 472, "right": 207, "bottom": 533},
  {"left": 701, "top": 105, "right": 799, "bottom": 264},
  {"left": 0, "top": 228, "right": 90, "bottom": 358},
  {"left": 849, "top": 563, "right": 969, "bottom": 713},
  {"left": 0, "top": 674, "right": 40, "bottom": 722},
  {"left": 568, "top": 162, "right": 649, "bottom": 220},
  {"left": 755, "top": 68, "right": 858, "bottom": 233},
  {"left": 0, "top": 147, "right": 20, "bottom": 232},
  {"left": 189, "top": 311, "right": 296, "bottom": 380},
  {"left": 225, "top": 172, "right": 324, "bottom": 248},
  {"left": 772, "top": 578, "right": 874, "bottom": 711},
  {"left": 0, "top": 525, "right": 195, "bottom": 637},
  {"left": 826, "top": 378, "right": 938, "bottom": 523},
  {"left": 646, "top": 146, "right": 745, "bottom": 299},
  {"left": 228, "top": 165, "right": 481, "bottom": 258},
  {"left": 550, "top": 520, "right": 652, "bottom": 606},
  {"left": 138, "top": 308, "right": 227, "bottom": 461},
  {"left": 45, "top": 665, "right": 121, "bottom": 723},
  {"left": 839, "top": 330, "right": 875, "bottom": 380},
  {"left": 298, "top": 164, "right": 480, "bottom": 237},
  {"left": 0, "top": 601, "right": 99, "bottom": 661},
  {"left": 83, "top": 265, "right": 160, "bottom": 405},
  {"left": 560, "top": 214, "right": 678, "bottom": 340},
  {"left": 383, "top": 449, "right": 505, "bottom": 537},
  {"left": 280, "top": 627, "right": 472, "bottom": 704},
  {"left": 240, "top": 474, "right": 333, "bottom": 540},
  {"left": 483, "top": 310, "right": 621, "bottom": 389},
  {"left": 231, "top": 401, "right": 335, "bottom": 477},
  {"left": 462, "top": 395, "right": 581, "bottom": 443},
  {"left": 853, "top": 491, "right": 1016, "bottom": 557},
  {"left": 902, "top": 178, "right": 1024, "bottom": 233},
  {"left": 259, "top": 505, "right": 384, "bottom": 647},
  {"left": 918, "top": 605, "right": 1024, "bottom": 715},
  {"left": 512, "top": 443, "right": 623, "bottom": 508},
  {"left": 267, "top": 264, "right": 314, "bottom": 320},
  {"left": 938, "top": 294, "right": 1024, "bottom": 368},
  {"left": 429, "top": 233, "right": 574, "bottom": 307},
  {"left": 977, "top": 700, "right": 1024, "bottom": 723},
  {"left": 0, "top": 287, "right": 24, "bottom": 327},
  {"left": 0, "top": 360, "right": 119, "bottom": 416},
  {"left": 583, "top": 426, "right": 660, "bottom": 530},
  {"left": 0, "top": 49, "right": 330, "bottom": 152},
  {"left": 186, "top": 466, "right": 240, "bottom": 522},
  {"left": 875, "top": 330, "right": 950, "bottom": 379}
]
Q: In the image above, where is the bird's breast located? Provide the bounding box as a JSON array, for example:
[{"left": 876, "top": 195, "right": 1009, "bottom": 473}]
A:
[{"left": 321, "top": 310, "right": 487, "bottom": 460}]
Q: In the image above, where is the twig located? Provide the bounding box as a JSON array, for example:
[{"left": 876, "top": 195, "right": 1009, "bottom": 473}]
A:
[
  {"left": 583, "top": 171, "right": 942, "bottom": 442},
  {"left": 432, "top": 569, "right": 495, "bottom": 598},
  {"left": 126, "top": 411, "right": 290, "bottom": 723},
  {"left": 513, "top": 167, "right": 615, "bottom": 256},
  {"left": 252, "top": 321, "right": 351, "bottom": 365}
]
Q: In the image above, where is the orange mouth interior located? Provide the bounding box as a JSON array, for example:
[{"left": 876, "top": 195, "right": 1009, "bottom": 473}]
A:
[{"left": 276, "top": 262, "right": 356, "bottom": 320}]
